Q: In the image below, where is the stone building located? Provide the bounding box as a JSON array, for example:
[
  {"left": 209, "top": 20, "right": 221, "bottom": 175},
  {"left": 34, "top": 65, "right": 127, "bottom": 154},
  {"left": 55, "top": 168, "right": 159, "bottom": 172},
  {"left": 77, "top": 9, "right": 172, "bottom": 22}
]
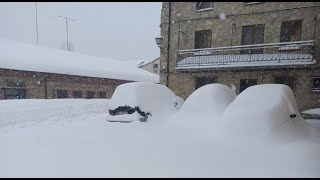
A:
[
  {"left": 0, "top": 39, "right": 159, "bottom": 100},
  {"left": 159, "top": 2, "right": 320, "bottom": 111},
  {"left": 138, "top": 57, "right": 160, "bottom": 75}
]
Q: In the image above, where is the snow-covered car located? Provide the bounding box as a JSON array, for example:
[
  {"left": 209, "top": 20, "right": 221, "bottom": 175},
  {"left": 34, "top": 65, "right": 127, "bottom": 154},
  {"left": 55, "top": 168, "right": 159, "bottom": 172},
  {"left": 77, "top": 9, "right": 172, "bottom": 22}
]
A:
[
  {"left": 219, "top": 84, "right": 305, "bottom": 142},
  {"left": 169, "top": 83, "right": 237, "bottom": 129},
  {"left": 106, "top": 82, "right": 183, "bottom": 123}
]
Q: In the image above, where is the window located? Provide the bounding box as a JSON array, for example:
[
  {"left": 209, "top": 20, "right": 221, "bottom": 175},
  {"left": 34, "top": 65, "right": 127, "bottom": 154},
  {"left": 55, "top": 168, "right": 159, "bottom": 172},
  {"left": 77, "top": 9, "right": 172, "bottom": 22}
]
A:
[
  {"left": 195, "top": 30, "right": 212, "bottom": 49},
  {"left": 274, "top": 76, "right": 295, "bottom": 90},
  {"left": 244, "top": 2, "right": 262, "bottom": 5},
  {"left": 73, "top": 91, "right": 82, "bottom": 98},
  {"left": 311, "top": 77, "right": 320, "bottom": 91},
  {"left": 241, "top": 24, "right": 265, "bottom": 54},
  {"left": 280, "top": 20, "right": 302, "bottom": 42},
  {"left": 4, "top": 88, "right": 26, "bottom": 99},
  {"left": 240, "top": 79, "right": 257, "bottom": 93},
  {"left": 196, "top": 2, "right": 213, "bottom": 10},
  {"left": 195, "top": 77, "right": 215, "bottom": 90},
  {"left": 86, "top": 91, "right": 95, "bottom": 99},
  {"left": 57, "top": 90, "right": 68, "bottom": 98},
  {"left": 153, "top": 64, "right": 158, "bottom": 71},
  {"left": 99, "top": 91, "right": 107, "bottom": 98}
]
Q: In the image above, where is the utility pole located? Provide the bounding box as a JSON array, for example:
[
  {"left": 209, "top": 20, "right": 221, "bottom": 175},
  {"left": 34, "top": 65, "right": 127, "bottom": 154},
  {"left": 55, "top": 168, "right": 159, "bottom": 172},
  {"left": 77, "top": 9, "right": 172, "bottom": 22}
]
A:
[
  {"left": 58, "top": 16, "right": 77, "bottom": 51},
  {"left": 35, "top": 2, "right": 38, "bottom": 46}
]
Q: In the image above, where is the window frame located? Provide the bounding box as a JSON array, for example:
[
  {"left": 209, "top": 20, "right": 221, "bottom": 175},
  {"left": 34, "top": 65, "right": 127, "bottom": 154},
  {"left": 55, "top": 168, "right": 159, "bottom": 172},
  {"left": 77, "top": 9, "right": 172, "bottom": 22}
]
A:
[
  {"left": 243, "top": 2, "right": 263, "bottom": 5},
  {"left": 280, "top": 20, "right": 303, "bottom": 43},
  {"left": 195, "top": 2, "right": 214, "bottom": 12},
  {"left": 240, "top": 24, "right": 265, "bottom": 54},
  {"left": 195, "top": 77, "right": 216, "bottom": 90},
  {"left": 194, "top": 29, "right": 212, "bottom": 49},
  {"left": 239, "top": 79, "right": 258, "bottom": 93},
  {"left": 57, "top": 90, "right": 68, "bottom": 98},
  {"left": 72, "top": 90, "right": 83, "bottom": 98},
  {"left": 99, "top": 91, "right": 107, "bottom": 98},
  {"left": 4, "top": 88, "right": 26, "bottom": 99},
  {"left": 311, "top": 77, "right": 320, "bottom": 92},
  {"left": 86, "top": 91, "right": 95, "bottom": 99},
  {"left": 274, "top": 76, "right": 295, "bottom": 91}
]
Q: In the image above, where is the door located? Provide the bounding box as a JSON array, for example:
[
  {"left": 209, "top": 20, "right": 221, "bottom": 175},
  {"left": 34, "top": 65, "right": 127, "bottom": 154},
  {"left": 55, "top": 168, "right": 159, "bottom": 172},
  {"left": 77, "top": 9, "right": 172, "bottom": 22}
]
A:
[{"left": 241, "top": 24, "right": 265, "bottom": 54}]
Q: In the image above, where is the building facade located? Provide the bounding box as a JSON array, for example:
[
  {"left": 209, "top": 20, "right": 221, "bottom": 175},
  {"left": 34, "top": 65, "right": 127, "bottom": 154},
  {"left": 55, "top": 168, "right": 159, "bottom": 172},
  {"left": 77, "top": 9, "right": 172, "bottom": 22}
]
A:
[
  {"left": 159, "top": 2, "right": 320, "bottom": 111},
  {"left": 138, "top": 57, "right": 160, "bottom": 75},
  {"left": 0, "top": 69, "right": 129, "bottom": 100},
  {"left": 0, "top": 39, "right": 159, "bottom": 100}
]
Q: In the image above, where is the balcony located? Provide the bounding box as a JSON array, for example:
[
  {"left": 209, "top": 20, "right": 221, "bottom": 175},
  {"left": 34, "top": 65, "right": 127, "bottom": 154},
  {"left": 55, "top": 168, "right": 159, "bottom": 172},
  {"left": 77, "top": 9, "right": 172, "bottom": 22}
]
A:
[{"left": 176, "top": 40, "right": 315, "bottom": 70}]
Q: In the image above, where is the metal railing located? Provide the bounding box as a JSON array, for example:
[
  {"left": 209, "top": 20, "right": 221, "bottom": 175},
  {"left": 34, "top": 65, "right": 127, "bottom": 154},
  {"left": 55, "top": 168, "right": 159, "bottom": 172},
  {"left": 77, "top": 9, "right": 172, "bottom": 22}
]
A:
[{"left": 176, "top": 40, "right": 315, "bottom": 69}]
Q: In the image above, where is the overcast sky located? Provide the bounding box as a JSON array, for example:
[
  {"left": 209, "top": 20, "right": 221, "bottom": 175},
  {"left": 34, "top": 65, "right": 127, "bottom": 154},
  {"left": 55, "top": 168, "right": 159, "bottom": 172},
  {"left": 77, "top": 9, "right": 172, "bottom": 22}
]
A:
[{"left": 0, "top": 2, "right": 162, "bottom": 62}]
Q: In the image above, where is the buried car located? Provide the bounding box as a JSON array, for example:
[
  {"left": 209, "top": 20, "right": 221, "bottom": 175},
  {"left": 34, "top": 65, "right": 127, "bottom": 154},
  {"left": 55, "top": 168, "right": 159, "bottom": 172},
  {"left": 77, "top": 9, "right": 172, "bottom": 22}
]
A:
[
  {"left": 106, "top": 82, "right": 183, "bottom": 123},
  {"left": 218, "top": 84, "right": 311, "bottom": 143},
  {"left": 169, "top": 83, "right": 237, "bottom": 130}
]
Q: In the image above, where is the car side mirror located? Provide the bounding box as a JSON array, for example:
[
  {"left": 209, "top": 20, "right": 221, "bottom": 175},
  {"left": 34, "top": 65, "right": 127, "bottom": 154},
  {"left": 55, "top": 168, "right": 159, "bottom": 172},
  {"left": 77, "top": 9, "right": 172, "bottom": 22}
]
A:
[{"left": 290, "top": 114, "right": 296, "bottom": 118}]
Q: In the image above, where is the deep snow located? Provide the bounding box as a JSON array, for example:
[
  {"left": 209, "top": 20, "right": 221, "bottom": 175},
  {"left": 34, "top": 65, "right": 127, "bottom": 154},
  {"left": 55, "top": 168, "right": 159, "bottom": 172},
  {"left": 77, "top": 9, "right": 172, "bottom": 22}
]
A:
[{"left": 0, "top": 99, "right": 319, "bottom": 178}]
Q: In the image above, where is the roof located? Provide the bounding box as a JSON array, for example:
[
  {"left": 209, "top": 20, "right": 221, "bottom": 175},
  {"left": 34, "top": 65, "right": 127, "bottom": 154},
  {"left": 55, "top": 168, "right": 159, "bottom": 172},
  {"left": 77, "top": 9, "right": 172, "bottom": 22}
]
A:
[
  {"left": 0, "top": 38, "right": 159, "bottom": 83},
  {"left": 138, "top": 57, "right": 160, "bottom": 67}
]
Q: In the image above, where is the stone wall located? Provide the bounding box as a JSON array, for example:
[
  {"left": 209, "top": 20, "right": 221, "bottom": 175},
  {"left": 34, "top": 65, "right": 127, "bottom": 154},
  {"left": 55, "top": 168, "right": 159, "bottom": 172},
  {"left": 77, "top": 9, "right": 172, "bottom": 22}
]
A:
[{"left": 0, "top": 69, "right": 130, "bottom": 100}]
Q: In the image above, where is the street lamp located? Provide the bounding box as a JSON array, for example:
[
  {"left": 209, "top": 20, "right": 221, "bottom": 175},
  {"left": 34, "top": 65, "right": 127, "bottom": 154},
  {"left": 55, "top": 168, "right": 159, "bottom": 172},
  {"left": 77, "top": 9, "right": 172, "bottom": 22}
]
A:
[{"left": 155, "top": 37, "right": 163, "bottom": 49}]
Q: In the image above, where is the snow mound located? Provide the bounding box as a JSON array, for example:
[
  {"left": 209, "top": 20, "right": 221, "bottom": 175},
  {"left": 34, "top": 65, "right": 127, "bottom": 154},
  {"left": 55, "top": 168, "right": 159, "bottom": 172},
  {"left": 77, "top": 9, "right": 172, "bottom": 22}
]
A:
[
  {"left": 169, "top": 84, "right": 236, "bottom": 130},
  {"left": 219, "top": 84, "right": 309, "bottom": 144},
  {"left": 107, "top": 82, "right": 179, "bottom": 122},
  {"left": 0, "top": 99, "right": 109, "bottom": 127}
]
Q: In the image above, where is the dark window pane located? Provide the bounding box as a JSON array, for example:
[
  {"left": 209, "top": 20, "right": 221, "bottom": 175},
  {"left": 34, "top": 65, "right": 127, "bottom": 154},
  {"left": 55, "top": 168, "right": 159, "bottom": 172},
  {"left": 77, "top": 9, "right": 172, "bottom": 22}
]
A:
[
  {"left": 312, "top": 78, "right": 320, "bottom": 91},
  {"left": 73, "top": 91, "right": 82, "bottom": 98},
  {"left": 86, "top": 91, "right": 94, "bottom": 99},
  {"left": 241, "top": 25, "right": 264, "bottom": 54},
  {"left": 240, "top": 79, "right": 257, "bottom": 93},
  {"left": 195, "top": 77, "right": 215, "bottom": 90},
  {"left": 57, "top": 90, "right": 68, "bottom": 98},
  {"left": 280, "top": 20, "right": 302, "bottom": 42},
  {"left": 196, "top": 2, "right": 213, "bottom": 10},
  {"left": 195, "top": 30, "right": 212, "bottom": 49},
  {"left": 4, "top": 88, "right": 26, "bottom": 99},
  {"left": 274, "top": 76, "right": 295, "bottom": 90},
  {"left": 99, "top": 91, "right": 107, "bottom": 98}
]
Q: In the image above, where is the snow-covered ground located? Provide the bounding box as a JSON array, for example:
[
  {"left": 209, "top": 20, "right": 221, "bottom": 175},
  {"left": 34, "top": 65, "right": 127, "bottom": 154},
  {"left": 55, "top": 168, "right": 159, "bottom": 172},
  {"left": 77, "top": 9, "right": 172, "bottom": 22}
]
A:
[{"left": 0, "top": 99, "right": 320, "bottom": 178}]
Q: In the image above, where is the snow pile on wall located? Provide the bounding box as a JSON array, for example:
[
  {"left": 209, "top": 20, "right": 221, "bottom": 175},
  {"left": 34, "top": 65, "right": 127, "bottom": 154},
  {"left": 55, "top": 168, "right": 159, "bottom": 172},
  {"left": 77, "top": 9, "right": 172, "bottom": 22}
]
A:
[
  {"left": 169, "top": 84, "right": 236, "bottom": 131},
  {"left": 107, "top": 82, "right": 179, "bottom": 122},
  {"left": 0, "top": 38, "right": 159, "bottom": 83},
  {"left": 0, "top": 99, "right": 109, "bottom": 127},
  {"left": 219, "top": 84, "right": 313, "bottom": 144}
]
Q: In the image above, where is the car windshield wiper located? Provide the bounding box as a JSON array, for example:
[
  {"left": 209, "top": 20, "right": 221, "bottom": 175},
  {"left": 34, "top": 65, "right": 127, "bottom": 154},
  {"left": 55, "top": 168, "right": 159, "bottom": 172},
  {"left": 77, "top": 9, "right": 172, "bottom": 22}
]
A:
[{"left": 109, "top": 106, "right": 152, "bottom": 118}]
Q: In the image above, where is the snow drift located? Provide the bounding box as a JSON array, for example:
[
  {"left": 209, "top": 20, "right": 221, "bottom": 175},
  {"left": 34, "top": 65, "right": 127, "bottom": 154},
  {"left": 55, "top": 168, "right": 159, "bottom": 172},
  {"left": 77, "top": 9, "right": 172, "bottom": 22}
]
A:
[
  {"left": 169, "top": 84, "right": 236, "bottom": 132},
  {"left": 0, "top": 99, "right": 109, "bottom": 127}
]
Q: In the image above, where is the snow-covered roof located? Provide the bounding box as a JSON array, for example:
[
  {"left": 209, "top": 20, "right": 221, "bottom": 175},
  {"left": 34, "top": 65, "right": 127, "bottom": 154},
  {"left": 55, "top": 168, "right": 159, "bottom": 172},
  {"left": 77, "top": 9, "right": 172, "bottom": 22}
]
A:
[
  {"left": 0, "top": 38, "right": 159, "bottom": 83},
  {"left": 138, "top": 57, "right": 160, "bottom": 67}
]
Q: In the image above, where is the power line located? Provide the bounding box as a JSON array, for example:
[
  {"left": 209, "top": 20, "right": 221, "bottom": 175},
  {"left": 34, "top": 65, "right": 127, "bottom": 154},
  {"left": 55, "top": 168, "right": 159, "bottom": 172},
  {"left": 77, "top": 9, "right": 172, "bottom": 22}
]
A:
[
  {"left": 35, "top": 2, "right": 38, "bottom": 46},
  {"left": 58, "top": 16, "right": 77, "bottom": 51}
]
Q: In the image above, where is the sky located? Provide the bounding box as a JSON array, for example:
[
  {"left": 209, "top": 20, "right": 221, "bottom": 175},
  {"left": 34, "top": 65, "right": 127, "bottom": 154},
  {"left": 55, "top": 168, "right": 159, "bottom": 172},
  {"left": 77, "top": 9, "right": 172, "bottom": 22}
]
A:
[{"left": 0, "top": 2, "right": 162, "bottom": 62}]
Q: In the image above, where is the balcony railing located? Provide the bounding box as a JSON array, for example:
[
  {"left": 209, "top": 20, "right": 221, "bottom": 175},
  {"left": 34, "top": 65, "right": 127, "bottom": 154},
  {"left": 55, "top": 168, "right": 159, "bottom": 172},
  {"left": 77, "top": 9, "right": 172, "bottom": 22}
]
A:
[{"left": 176, "top": 40, "right": 315, "bottom": 70}]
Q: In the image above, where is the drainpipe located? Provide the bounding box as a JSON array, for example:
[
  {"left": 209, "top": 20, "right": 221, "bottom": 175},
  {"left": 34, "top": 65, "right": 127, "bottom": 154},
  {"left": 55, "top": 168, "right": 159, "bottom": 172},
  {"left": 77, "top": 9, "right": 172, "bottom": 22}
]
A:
[
  {"left": 314, "top": 14, "right": 318, "bottom": 41},
  {"left": 43, "top": 76, "right": 48, "bottom": 99},
  {"left": 166, "top": 2, "right": 172, "bottom": 87},
  {"left": 231, "top": 23, "right": 236, "bottom": 46}
]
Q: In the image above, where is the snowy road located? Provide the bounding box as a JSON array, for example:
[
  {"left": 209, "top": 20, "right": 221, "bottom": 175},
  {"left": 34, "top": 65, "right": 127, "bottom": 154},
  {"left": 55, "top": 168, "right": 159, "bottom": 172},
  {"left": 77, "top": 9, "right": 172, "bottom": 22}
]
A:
[{"left": 0, "top": 99, "right": 319, "bottom": 178}]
